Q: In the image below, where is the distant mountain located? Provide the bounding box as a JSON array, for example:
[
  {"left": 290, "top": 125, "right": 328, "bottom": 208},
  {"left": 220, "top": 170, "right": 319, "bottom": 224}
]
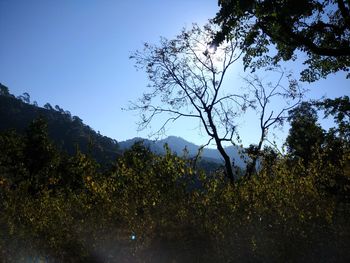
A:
[
  {"left": 119, "top": 136, "right": 247, "bottom": 168},
  {"left": 0, "top": 84, "right": 120, "bottom": 166},
  {"left": 158, "top": 136, "right": 200, "bottom": 155}
]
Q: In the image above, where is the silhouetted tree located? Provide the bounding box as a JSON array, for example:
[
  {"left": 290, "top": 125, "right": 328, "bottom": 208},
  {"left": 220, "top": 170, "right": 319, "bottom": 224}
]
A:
[
  {"left": 214, "top": 0, "right": 350, "bottom": 82},
  {"left": 286, "top": 102, "right": 324, "bottom": 166},
  {"left": 243, "top": 68, "right": 303, "bottom": 177},
  {"left": 18, "top": 92, "right": 30, "bottom": 104},
  {"left": 55, "top": 105, "right": 64, "bottom": 113},
  {"left": 130, "top": 24, "right": 246, "bottom": 184},
  {"left": 24, "top": 117, "right": 60, "bottom": 193},
  {"left": 0, "top": 83, "right": 10, "bottom": 96},
  {"left": 315, "top": 96, "right": 350, "bottom": 142},
  {"left": 44, "top": 103, "right": 53, "bottom": 110}
]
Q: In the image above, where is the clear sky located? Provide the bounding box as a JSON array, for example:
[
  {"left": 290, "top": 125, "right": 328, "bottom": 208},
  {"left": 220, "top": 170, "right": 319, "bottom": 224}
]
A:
[{"left": 0, "top": 1, "right": 348, "bottom": 148}]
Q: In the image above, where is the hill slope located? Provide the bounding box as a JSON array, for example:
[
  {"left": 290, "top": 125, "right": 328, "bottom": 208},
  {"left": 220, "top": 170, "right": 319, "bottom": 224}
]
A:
[{"left": 0, "top": 84, "right": 120, "bottom": 166}]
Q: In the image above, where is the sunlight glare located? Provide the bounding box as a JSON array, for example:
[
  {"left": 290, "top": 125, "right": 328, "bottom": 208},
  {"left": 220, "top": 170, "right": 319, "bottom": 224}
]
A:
[{"left": 207, "top": 43, "right": 217, "bottom": 54}]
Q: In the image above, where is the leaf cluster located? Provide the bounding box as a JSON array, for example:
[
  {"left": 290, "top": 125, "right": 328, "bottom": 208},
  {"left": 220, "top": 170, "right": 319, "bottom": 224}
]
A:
[{"left": 214, "top": 0, "right": 350, "bottom": 81}]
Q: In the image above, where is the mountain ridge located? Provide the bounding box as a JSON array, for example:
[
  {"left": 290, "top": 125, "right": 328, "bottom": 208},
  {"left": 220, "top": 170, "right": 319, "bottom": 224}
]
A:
[{"left": 118, "top": 136, "right": 246, "bottom": 168}]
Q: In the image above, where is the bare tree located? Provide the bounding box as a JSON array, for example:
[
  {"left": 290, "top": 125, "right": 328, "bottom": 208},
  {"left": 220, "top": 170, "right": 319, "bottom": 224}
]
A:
[
  {"left": 243, "top": 68, "right": 304, "bottom": 178},
  {"left": 130, "top": 24, "right": 247, "bottom": 184}
]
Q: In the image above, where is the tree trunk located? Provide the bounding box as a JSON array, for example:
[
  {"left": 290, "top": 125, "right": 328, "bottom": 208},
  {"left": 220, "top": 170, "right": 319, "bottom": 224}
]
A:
[
  {"left": 206, "top": 109, "right": 236, "bottom": 185},
  {"left": 245, "top": 130, "right": 264, "bottom": 179},
  {"left": 215, "top": 137, "right": 235, "bottom": 185}
]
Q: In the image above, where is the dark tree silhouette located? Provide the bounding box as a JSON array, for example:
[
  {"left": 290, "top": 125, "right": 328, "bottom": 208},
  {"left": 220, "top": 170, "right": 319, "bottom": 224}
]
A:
[
  {"left": 130, "top": 24, "right": 247, "bottom": 184},
  {"left": 214, "top": 0, "right": 350, "bottom": 82},
  {"left": 286, "top": 102, "right": 325, "bottom": 166},
  {"left": 44, "top": 103, "right": 53, "bottom": 110},
  {"left": 243, "top": 68, "right": 304, "bottom": 177},
  {"left": 315, "top": 96, "right": 350, "bottom": 141},
  {"left": 0, "top": 83, "right": 10, "bottom": 96},
  {"left": 18, "top": 92, "right": 30, "bottom": 104}
]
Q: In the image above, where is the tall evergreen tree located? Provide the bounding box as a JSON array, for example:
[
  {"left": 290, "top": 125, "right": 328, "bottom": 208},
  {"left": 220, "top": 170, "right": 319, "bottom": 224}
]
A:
[{"left": 286, "top": 102, "right": 324, "bottom": 166}]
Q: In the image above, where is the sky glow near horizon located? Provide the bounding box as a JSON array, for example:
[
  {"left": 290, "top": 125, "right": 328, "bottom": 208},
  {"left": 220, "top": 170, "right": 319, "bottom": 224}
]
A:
[{"left": 0, "top": 1, "right": 348, "bottom": 149}]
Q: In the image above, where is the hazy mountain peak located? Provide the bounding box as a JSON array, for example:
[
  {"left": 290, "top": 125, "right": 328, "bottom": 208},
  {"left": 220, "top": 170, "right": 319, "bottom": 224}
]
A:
[{"left": 118, "top": 135, "right": 246, "bottom": 168}]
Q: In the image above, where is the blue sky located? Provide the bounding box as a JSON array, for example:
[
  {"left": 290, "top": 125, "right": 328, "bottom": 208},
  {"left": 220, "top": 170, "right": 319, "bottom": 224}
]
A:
[{"left": 0, "top": 1, "right": 348, "bottom": 148}]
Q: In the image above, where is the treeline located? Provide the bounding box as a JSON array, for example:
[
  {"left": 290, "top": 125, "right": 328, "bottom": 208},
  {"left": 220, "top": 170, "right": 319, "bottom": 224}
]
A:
[
  {"left": 0, "top": 83, "right": 120, "bottom": 167},
  {"left": 0, "top": 97, "right": 349, "bottom": 262}
]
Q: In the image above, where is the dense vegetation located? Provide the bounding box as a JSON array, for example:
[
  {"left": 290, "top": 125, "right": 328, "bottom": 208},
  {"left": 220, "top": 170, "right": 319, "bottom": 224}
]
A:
[
  {"left": 0, "top": 92, "right": 349, "bottom": 261},
  {"left": 214, "top": 0, "right": 350, "bottom": 82},
  {"left": 0, "top": 83, "right": 120, "bottom": 167},
  {"left": 1, "top": 1, "right": 350, "bottom": 261}
]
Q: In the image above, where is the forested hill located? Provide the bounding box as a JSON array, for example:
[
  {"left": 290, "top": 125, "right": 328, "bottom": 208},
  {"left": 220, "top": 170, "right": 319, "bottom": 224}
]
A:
[{"left": 0, "top": 84, "right": 120, "bottom": 166}]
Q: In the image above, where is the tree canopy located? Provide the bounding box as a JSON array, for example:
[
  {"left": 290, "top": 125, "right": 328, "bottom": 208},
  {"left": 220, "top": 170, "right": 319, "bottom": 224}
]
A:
[
  {"left": 315, "top": 95, "right": 350, "bottom": 141},
  {"left": 214, "top": 0, "right": 350, "bottom": 82},
  {"left": 286, "top": 102, "right": 325, "bottom": 166}
]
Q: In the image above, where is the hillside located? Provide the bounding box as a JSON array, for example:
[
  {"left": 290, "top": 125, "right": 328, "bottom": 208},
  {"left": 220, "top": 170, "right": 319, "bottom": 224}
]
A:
[{"left": 0, "top": 84, "right": 120, "bottom": 166}]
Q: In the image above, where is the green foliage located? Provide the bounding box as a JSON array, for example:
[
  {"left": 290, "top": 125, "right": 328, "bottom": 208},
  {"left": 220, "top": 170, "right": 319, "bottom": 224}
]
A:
[
  {"left": 198, "top": 145, "right": 350, "bottom": 261},
  {"left": 315, "top": 96, "right": 350, "bottom": 142},
  {"left": 0, "top": 109, "right": 349, "bottom": 262},
  {"left": 286, "top": 102, "right": 325, "bottom": 166},
  {"left": 23, "top": 118, "right": 61, "bottom": 193},
  {"left": 214, "top": 0, "right": 350, "bottom": 81},
  {"left": 285, "top": 99, "right": 350, "bottom": 203}
]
